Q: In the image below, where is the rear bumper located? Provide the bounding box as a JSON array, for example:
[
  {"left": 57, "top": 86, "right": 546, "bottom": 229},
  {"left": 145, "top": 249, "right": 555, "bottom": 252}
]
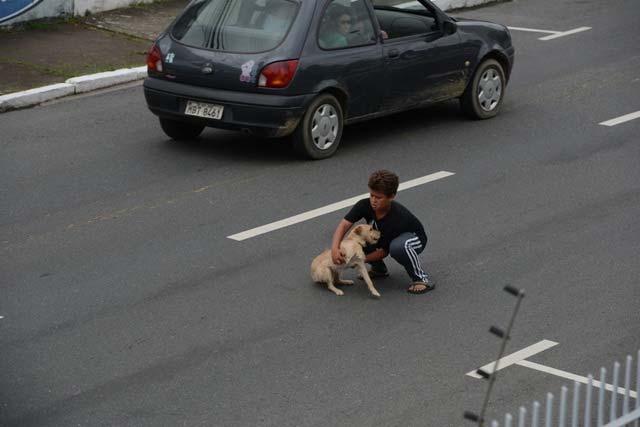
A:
[{"left": 143, "top": 78, "right": 313, "bottom": 137}]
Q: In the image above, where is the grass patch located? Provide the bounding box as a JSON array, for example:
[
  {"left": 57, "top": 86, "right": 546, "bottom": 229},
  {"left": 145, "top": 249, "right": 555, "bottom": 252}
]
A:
[
  {"left": 0, "top": 58, "right": 142, "bottom": 80},
  {"left": 3, "top": 16, "right": 83, "bottom": 32}
]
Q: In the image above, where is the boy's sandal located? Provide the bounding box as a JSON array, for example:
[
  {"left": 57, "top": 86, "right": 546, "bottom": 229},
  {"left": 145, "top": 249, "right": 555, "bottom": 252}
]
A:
[{"left": 407, "top": 282, "right": 435, "bottom": 294}]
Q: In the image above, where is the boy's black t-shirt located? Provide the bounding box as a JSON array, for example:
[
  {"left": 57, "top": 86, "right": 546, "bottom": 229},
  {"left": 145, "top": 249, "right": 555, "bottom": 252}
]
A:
[{"left": 344, "top": 198, "right": 427, "bottom": 252}]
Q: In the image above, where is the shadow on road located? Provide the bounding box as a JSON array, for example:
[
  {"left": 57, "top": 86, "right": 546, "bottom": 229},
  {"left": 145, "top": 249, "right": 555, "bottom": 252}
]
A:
[{"left": 159, "top": 101, "right": 466, "bottom": 163}]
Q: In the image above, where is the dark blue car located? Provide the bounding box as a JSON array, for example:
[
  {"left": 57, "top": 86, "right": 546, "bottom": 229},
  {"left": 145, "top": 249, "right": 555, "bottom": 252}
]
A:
[{"left": 143, "top": 0, "right": 514, "bottom": 159}]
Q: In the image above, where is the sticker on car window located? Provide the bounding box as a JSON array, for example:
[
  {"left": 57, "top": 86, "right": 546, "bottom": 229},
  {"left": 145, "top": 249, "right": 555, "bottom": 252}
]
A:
[{"left": 240, "top": 60, "right": 255, "bottom": 82}]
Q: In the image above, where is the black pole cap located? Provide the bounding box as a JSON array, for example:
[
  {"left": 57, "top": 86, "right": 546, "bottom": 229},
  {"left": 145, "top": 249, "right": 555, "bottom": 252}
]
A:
[
  {"left": 476, "top": 368, "right": 491, "bottom": 379},
  {"left": 489, "top": 326, "right": 506, "bottom": 339},
  {"left": 464, "top": 411, "right": 481, "bottom": 422},
  {"left": 504, "top": 285, "right": 524, "bottom": 297}
]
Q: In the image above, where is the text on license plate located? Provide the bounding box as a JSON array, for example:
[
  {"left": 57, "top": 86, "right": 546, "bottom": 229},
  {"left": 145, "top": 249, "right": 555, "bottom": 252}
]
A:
[{"left": 185, "top": 100, "right": 224, "bottom": 120}]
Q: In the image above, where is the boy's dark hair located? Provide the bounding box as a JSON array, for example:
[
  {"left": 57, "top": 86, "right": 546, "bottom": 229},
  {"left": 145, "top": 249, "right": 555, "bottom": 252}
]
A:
[{"left": 368, "top": 170, "right": 399, "bottom": 197}]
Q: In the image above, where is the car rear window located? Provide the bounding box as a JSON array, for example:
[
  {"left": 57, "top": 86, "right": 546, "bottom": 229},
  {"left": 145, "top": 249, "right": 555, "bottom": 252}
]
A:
[{"left": 172, "top": 0, "right": 299, "bottom": 53}]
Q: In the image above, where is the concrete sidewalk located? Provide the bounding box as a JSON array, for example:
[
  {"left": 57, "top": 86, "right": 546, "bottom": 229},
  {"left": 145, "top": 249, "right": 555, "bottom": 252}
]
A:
[{"left": 0, "top": 0, "right": 188, "bottom": 96}]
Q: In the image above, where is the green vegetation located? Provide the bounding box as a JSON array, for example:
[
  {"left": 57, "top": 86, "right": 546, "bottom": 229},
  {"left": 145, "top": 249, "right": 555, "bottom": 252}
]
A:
[{"left": 0, "top": 58, "right": 141, "bottom": 80}]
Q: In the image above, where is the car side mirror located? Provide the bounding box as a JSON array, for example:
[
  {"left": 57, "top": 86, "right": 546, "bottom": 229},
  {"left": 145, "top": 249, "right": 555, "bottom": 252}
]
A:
[{"left": 442, "top": 20, "right": 457, "bottom": 35}]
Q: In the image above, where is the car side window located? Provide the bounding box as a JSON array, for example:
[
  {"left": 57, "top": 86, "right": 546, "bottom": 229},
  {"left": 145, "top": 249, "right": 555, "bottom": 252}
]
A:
[
  {"left": 318, "top": 0, "right": 377, "bottom": 50},
  {"left": 372, "top": 0, "right": 438, "bottom": 40}
]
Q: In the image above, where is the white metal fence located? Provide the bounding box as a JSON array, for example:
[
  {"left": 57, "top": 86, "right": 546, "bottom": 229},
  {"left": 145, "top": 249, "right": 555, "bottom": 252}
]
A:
[{"left": 490, "top": 351, "right": 640, "bottom": 427}]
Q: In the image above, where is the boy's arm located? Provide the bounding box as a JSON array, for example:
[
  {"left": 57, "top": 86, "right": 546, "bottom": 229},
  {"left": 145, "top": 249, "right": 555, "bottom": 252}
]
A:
[
  {"left": 365, "top": 248, "right": 387, "bottom": 263},
  {"left": 331, "top": 219, "right": 353, "bottom": 264}
]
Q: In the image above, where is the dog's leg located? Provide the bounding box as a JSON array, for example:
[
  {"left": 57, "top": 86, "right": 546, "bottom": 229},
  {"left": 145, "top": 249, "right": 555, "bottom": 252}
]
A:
[
  {"left": 332, "top": 269, "right": 354, "bottom": 286},
  {"left": 326, "top": 271, "right": 344, "bottom": 296},
  {"left": 355, "top": 262, "right": 381, "bottom": 298}
]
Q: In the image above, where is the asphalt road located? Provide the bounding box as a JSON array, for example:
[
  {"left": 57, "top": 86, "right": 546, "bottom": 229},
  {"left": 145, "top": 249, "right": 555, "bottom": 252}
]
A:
[{"left": 1, "top": 0, "right": 639, "bottom": 425}]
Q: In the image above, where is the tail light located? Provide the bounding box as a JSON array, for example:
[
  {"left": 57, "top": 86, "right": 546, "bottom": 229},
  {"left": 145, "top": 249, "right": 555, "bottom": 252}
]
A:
[
  {"left": 258, "top": 60, "right": 299, "bottom": 88},
  {"left": 146, "top": 43, "right": 163, "bottom": 73}
]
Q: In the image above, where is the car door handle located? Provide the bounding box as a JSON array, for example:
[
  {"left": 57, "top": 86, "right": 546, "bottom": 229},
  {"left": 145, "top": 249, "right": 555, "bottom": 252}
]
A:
[{"left": 388, "top": 49, "right": 399, "bottom": 58}]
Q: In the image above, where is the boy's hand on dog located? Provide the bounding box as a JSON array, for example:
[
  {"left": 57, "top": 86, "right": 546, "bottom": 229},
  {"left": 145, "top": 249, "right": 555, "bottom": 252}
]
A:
[{"left": 331, "top": 248, "right": 346, "bottom": 265}]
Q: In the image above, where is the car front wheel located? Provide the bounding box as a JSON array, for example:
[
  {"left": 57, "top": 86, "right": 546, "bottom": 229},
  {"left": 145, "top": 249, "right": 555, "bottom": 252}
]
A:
[
  {"left": 159, "top": 118, "right": 205, "bottom": 141},
  {"left": 460, "top": 59, "right": 506, "bottom": 119},
  {"left": 292, "top": 94, "right": 344, "bottom": 160}
]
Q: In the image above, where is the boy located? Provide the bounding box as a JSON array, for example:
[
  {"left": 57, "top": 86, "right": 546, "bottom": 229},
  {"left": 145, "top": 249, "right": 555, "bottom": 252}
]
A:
[{"left": 331, "top": 170, "right": 435, "bottom": 294}]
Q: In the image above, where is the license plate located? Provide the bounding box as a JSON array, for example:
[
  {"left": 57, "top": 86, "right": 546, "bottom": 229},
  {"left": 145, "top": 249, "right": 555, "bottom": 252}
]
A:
[{"left": 185, "top": 100, "right": 224, "bottom": 120}]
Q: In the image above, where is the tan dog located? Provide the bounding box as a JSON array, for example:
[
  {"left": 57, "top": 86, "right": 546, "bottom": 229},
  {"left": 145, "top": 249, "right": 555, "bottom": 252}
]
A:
[{"left": 311, "top": 224, "right": 382, "bottom": 297}]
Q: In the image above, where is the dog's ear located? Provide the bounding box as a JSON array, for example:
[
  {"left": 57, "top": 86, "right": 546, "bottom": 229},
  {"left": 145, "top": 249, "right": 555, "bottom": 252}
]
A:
[{"left": 353, "top": 225, "right": 364, "bottom": 235}]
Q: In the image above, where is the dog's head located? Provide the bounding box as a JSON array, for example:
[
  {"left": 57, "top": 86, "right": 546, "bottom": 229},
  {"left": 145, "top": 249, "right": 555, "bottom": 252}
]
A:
[{"left": 349, "top": 224, "right": 381, "bottom": 246}]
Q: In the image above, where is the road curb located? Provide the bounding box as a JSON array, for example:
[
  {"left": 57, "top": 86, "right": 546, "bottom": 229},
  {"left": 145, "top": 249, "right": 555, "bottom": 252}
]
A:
[
  {"left": 66, "top": 66, "right": 148, "bottom": 94},
  {"left": 0, "top": 66, "right": 147, "bottom": 113},
  {"left": 0, "top": 83, "right": 77, "bottom": 113},
  {"left": 434, "top": 0, "right": 502, "bottom": 10}
]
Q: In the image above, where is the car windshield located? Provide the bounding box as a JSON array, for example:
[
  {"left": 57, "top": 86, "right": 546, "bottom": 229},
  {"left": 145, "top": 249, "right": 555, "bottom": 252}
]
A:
[{"left": 172, "top": 0, "right": 298, "bottom": 53}]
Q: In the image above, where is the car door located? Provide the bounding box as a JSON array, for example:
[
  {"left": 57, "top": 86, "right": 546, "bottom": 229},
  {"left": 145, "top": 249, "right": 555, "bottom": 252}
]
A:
[
  {"left": 300, "top": 0, "right": 385, "bottom": 119},
  {"left": 372, "top": 0, "right": 466, "bottom": 112}
]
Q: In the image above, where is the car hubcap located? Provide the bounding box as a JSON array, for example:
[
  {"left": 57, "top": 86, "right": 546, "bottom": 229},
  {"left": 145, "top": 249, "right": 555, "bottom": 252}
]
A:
[
  {"left": 477, "top": 68, "right": 502, "bottom": 112},
  {"left": 310, "top": 104, "right": 339, "bottom": 150}
]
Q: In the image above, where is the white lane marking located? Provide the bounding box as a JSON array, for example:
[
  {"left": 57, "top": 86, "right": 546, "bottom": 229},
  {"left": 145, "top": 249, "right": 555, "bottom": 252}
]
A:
[
  {"left": 0, "top": 316, "right": 4, "bottom": 319},
  {"left": 604, "top": 407, "right": 640, "bottom": 427},
  {"left": 507, "top": 26, "right": 591, "bottom": 41},
  {"left": 227, "top": 171, "right": 455, "bottom": 241},
  {"left": 538, "top": 26, "right": 592, "bottom": 40},
  {"left": 507, "top": 26, "right": 557, "bottom": 35},
  {"left": 599, "top": 110, "right": 640, "bottom": 127},
  {"left": 466, "top": 339, "right": 559, "bottom": 378},
  {"left": 516, "top": 360, "right": 638, "bottom": 399}
]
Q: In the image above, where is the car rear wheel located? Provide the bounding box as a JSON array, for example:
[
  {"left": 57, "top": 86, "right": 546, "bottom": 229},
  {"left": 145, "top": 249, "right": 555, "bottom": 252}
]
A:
[
  {"left": 460, "top": 59, "right": 506, "bottom": 119},
  {"left": 292, "top": 94, "right": 343, "bottom": 160},
  {"left": 159, "top": 118, "right": 205, "bottom": 141}
]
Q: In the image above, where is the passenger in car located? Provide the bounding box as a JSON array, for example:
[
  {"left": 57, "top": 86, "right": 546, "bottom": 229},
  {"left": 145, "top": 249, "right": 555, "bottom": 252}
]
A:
[{"left": 319, "top": 9, "right": 352, "bottom": 49}]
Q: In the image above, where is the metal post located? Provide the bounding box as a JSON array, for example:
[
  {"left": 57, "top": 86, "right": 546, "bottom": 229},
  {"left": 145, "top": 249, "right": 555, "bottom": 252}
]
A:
[
  {"left": 572, "top": 381, "right": 581, "bottom": 427},
  {"left": 636, "top": 350, "right": 640, "bottom": 427},
  {"left": 599, "top": 367, "right": 607, "bottom": 427},
  {"left": 546, "top": 393, "right": 554, "bottom": 427},
  {"left": 477, "top": 286, "right": 525, "bottom": 426},
  {"left": 505, "top": 413, "right": 513, "bottom": 427},
  {"left": 519, "top": 406, "right": 527, "bottom": 427},
  {"left": 559, "top": 385, "right": 568, "bottom": 427},
  {"left": 533, "top": 401, "right": 540, "bottom": 427},
  {"left": 585, "top": 374, "right": 593, "bottom": 427},
  {"left": 624, "top": 355, "right": 632, "bottom": 415},
  {"left": 611, "top": 361, "right": 620, "bottom": 422}
]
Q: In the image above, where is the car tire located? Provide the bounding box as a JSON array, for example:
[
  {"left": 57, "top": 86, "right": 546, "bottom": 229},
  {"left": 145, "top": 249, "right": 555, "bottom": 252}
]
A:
[
  {"left": 460, "top": 59, "right": 506, "bottom": 120},
  {"left": 292, "top": 94, "right": 344, "bottom": 160},
  {"left": 159, "top": 118, "right": 205, "bottom": 141}
]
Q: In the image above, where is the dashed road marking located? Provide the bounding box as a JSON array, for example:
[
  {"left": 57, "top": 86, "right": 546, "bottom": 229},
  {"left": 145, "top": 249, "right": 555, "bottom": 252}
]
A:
[
  {"left": 599, "top": 111, "right": 640, "bottom": 127},
  {"left": 507, "top": 26, "right": 557, "bottom": 35},
  {"left": 466, "top": 339, "right": 558, "bottom": 378},
  {"left": 538, "top": 26, "right": 592, "bottom": 40},
  {"left": 227, "top": 171, "right": 455, "bottom": 241},
  {"left": 517, "top": 359, "right": 637, "bottom": 398},
  {"left": 467, "top": 340, "right": 637, "bottom": 398},
  {"left": 507, "top": 26, "right": 591, "bottom": 40}
]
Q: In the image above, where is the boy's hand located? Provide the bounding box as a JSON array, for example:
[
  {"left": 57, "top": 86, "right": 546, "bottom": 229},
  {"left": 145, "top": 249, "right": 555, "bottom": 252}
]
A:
[{"left": 332, "top": 247, "right": 346, "bottom": 265}]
